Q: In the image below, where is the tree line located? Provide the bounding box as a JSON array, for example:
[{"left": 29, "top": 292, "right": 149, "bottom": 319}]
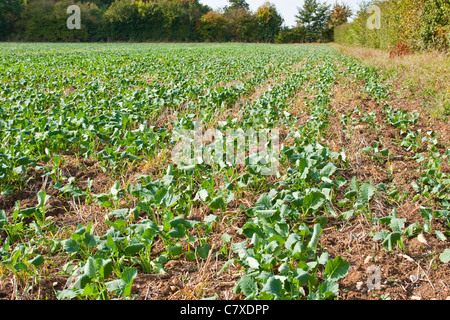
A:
[
  {"left": 334, "top": 0, "right": 449, "bottom": 51},
  {"left": 0, "top": 0, "right": 352, "bottom": 43}
]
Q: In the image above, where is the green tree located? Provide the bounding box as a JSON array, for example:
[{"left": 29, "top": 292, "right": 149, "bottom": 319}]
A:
[
  {"left": 226, "top": 0, "right": 249, "bottom": 11},
  {"left": 161, "top": 0, "right": 209, "bottom": 41},
  {"left": 332, "top": 0, "right": 449, "bottom": 51},
  {"left": 81, "top": 0, "right": 115, "bottom": 7},
  {"left": 198, "top": 10, "right": 230, "bottom": 42},
  {"left": 223, "top": 0, "right": 257, "bottom": 42},
  {"left": 55, "top": 0, "right": 101, "bottom": 41},
  {"left": 0, "top": 0, "right": 24, "bottom": 40},
  {"left": 275, "top": 25, "right": 308, "bottom": 43},
  {"left": 227, "top": 8, "right": 258, "bottom": 42},
  {"left": 255, "top": 1, "right": 283, "bottom": 43},
  {"left": 104, "top": 0, "right": 139, "bottom": 40},
  {"left": 296, "top": 0, "right": 330, "bottom": 42},
  {"left": 14, "top": 0, "right": 98, "bottom": 41},
  {"left": 131, "top": 0, "right": 168, "bottom": 41}
]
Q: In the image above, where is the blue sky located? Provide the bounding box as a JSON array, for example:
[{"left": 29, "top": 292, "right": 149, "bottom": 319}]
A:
[{"left": 200, "top": 0, "right": 363, "bottom": 27}]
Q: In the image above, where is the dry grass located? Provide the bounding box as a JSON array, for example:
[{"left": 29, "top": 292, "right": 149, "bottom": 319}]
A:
[{"left": 331, "top": 44, "right": 450, "bottom": 120}]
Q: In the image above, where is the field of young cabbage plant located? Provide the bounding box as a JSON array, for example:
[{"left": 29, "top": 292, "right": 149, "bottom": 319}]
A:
[{"left": 0, "top": 43, "right": 449, "bottom": 301}]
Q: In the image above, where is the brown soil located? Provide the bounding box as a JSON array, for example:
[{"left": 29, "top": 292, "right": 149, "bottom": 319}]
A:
[{"left": 319, "top": 71, "right": 450, "bottom": 300}]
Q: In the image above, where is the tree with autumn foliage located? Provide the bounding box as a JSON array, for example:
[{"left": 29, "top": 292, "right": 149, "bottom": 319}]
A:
[
  {"left": 329, "top": 2, "right": 352, "bottom": 28},
  {"left": 198, "top": 11, "right": 230, "bottom": 42},
  {"left": 255, "top": 2, "right": 284, "bottom": 43}
]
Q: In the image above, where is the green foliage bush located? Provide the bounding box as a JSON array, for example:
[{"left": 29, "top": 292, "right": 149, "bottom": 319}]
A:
[
  {"left": 334, "top": 0, "right": 449, "bottom": 51},
  {"left": 1, "top": 0, "right": 326, "bottom": 43},
  {"left": 0, "top": 0, "right": 23, "bottom": 40},
  {"left": 9, "top": 0, "right": 444, "bottom": 47},
  {"left": 14, "top": 0, "right": 102, "bottom": 42}
]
